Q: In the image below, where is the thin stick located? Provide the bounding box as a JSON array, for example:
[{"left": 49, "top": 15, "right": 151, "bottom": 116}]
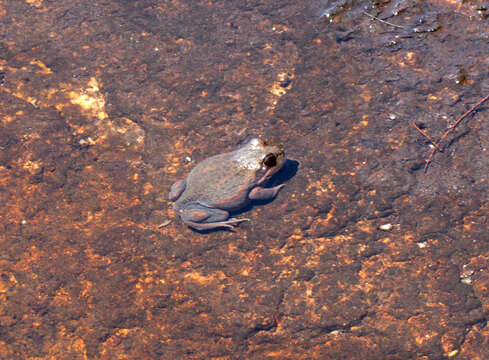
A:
[
  {"left": 424, "top": 148, "right": 437, "bottom": 172},
  {"left": 411, "top": 121, "right": 442, "bottom": 151},
  {"left": 438, "top": 92, "right": 489, "bottom": 144},
  {"left": 423, "top": 92, "right": 489, "bottom": 172},
  {"left": 362, "top": 11, "right": 406, "bottom": 29}
]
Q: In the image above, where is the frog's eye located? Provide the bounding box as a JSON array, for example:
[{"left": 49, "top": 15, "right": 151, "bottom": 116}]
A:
[{"left": 263, "top": 153, "right": 277, "bottom": 168}]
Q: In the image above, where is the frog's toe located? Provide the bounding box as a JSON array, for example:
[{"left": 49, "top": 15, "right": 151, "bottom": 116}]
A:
[
  {"left": 213, "top": 217, "right": 250, "bottom": 231},
  {"left": 226, "top": 217, "right": 250, "bottom": 226},
  {"left": 184, "top": 217, "right": 249, "bottom": 231}
]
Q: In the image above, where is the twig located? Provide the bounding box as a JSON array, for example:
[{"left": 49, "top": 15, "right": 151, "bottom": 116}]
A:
[
  {"left": 438, "top": 92, "right": 489, "bottom": 144},
  {"left": 411, "top": 121, "right": 442, "bottom": 151},
  {"left": 419, "top": 93, "right": 489, "bottom": 172},
  {"left": 158, "top": 219, "right": 172, "bottom": 228},
  {"left": 424, "top": 148, "right": 437, "bottom": 173},
  {"left": 362, "top": 11, "right": 406, "bottom": 29}
]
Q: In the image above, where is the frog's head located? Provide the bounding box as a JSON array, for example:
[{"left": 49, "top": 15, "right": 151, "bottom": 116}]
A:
[{"left": 234, "top": 138, "right": 285, "bottom": 185}]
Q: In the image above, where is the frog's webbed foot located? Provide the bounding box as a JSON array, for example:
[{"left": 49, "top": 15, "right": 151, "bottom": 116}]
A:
[
  {"left": 248, "top": 184, "right": 285, "bottom": 201},
  {"left": 178, "top": 202, "right": 249, "bottom": 231}
]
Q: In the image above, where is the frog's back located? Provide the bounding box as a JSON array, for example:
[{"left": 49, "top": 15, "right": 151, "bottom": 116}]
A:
[{"left": 174, "top": 152, "right": 255, "bottom": 210}]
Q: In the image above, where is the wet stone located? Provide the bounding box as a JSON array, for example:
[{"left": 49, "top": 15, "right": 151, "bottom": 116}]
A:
[{"left": 0, "top": 0, "right": 488, "bottom": 359}]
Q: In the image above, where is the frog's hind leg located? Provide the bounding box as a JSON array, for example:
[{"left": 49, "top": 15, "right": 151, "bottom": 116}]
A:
[
  {"left": 168, "top": 179, "right": 186, "bottom": 201},
  {"left": 178, "top": 202, "right": 249, "bottom": 231}
]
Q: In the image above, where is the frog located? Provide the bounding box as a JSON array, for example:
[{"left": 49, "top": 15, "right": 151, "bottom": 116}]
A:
[{"left": 168, "top": 138, "right": 286, "bottom": 231}]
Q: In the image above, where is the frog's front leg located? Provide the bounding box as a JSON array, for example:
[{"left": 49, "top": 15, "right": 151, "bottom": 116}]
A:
[
  {"left": 178, "top": 202, "right": 249, "bottom": 231},
  {"left": 248, "top": 184, "right": 285, "bottom": 201}
]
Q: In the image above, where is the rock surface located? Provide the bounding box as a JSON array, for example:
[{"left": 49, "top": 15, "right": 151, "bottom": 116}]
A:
[{"left": 0, "top": 0, "right": 488, "bottom": 359}]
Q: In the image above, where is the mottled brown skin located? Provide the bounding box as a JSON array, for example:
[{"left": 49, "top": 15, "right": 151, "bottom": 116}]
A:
[{"left": 169, "top": 138, "right": 285, "bottom": 230}]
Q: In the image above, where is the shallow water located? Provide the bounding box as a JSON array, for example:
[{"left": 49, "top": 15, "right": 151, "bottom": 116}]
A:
[{"left": 0, "top": 0, "right": 488, "bottom": 358}]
